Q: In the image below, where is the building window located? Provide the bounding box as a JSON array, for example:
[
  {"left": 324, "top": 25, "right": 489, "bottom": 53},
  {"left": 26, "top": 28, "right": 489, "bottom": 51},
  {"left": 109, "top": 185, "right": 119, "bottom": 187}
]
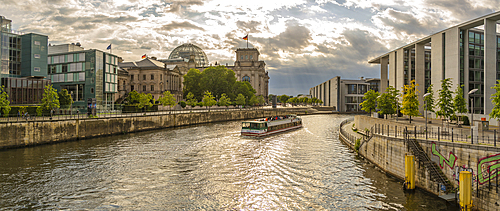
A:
[
  {"left": 143, "top": 85, "right": 146, "bottom": 91},
  {"left": 34, "top": 54, "right": 40, "bottom": 59},
  {"left": 240, "top": 56, "right": 243, "bottom": 60},
  {"left": 34, "top": 67, "right": 40, "bottom": 72},
  {"left": 160, "top": 74, "right": 162, "bottom": 81},
  {"left": 131, "top": 75, "right": 134, "bottom": 81},
  {"left": 62, "top": 65, "right": 68, "bottom": 73},
  {"left": 131, "top": 85, "right": 134, "bottom": 91},
  {"left": 151, "top": 85, "right": 154, "bottom": 91},
  {"left": 34, "top": 41, "right": 40, "bottom": 45},
  {"left": 91, "top": 88, "right": 94, "bottom": 94},
  {"left": 143, "top": 75, "right": 146, "bottom": 80},
  {"left": 242, "top": 76, "right": 250, "bottom": 82},
  {"left": 347, "top": 84, "right": 357, "bottom": 94},
  {"left": 250, "top": 55, "right": 253, "bottom": 60},
  {"left": 151, "top": 74, "right": 154, "bottom": 80},
  {"left": 245, "top": 55, "right": 248, "bottom": 60}
]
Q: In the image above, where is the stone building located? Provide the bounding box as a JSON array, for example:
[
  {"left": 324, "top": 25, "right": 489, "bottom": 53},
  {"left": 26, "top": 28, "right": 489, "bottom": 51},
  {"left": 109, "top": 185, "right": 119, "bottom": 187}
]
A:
[{"left": 119, "top": 57, "right": 183, "bottom": 102}]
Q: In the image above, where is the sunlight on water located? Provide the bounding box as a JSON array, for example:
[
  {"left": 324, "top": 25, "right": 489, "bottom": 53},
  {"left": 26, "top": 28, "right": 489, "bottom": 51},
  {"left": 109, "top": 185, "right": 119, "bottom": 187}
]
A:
[{"left": 0, "top": 115, "right": 454, "bottom": 210}]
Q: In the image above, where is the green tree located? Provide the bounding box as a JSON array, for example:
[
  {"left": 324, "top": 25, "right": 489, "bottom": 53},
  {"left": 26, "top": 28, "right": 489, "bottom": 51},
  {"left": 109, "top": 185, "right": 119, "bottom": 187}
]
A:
[
  {"left": 186, "top": 92, "right": 198, "bottom": 108},
  {"left": 401, "top": 80, "right": 420, "bottom": 123},
  {"left": 233, "top": 81, "right": 255, "bottom": 102},
  {"left": 279, "top": 95, "right": 289, "bottom": 106},
  {"left": 125, "top": 90, "right": 141, "bottom": 105},
  {"left": 257, "top": 95, "right": 265, "bottom": 106},
  {"left": 248, "top": 95, "right": 258, "bottom": 106},
  {"left": 490, "top": 80, "right": 500, "bottom": 127},
  {"left": 436, "top": 78, "right": 454, "bottom": 124},
  {"left": 218, "top": 93, "right": 231, "bottom": 107},
  {"left": 377, "top": 86, "right": 399, "bottom": 118},
  {"left": 158, "top": 91, "right": 176, "bottom": 109},
  {"left": 360, "top": 89, "right": 379, "bottom": 114},
  {"left": 452, "top": 85, "right": 467, "bottom": 125},
  {"left": 37, "top": 85, "right": 60, "bottom": 116},
  {"left": 235, "top": 94, "right": 246, "bottom": 107},
  {"left": 183, "top": 68, "right": 203, "bottom": 101},
  {"left": 202, "top": 91, "right": 217, "bottom": 110},
  {"left": 137, "top": 93, "right": 153, "bottom": 110},
  {"left": 0, "top": 86, "right": 11, "bottom": 117},
  {"left": 58, "top": 89, "right": 74, "bottom": 109},
  {"left": 201, "top": 66, "right": 236, "bottom": 100},
  {"left": 424, "top": 84, "right": 435, "bottom": 113}
]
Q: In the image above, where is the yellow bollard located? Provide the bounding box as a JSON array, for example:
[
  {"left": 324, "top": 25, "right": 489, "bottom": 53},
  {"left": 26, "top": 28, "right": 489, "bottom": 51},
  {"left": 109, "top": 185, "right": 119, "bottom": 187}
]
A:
[
  {"left": 459, "top": 171, "right": 472, "bottom": 211},
  {"left": 405, "top": 155, "right": 415, "bottom": 190}
]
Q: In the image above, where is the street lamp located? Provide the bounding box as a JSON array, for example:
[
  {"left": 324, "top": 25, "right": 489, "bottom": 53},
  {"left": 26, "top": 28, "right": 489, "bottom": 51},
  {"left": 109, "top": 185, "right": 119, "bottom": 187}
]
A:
[
  {"left": 423, "top": 93, "right": 431, "bottom": 135},
  {"left": 468, "top": 89, "right": 478, "bottom": 128},
  {"left": 396, "top": 95, "right": 400, "bottom": 121}
]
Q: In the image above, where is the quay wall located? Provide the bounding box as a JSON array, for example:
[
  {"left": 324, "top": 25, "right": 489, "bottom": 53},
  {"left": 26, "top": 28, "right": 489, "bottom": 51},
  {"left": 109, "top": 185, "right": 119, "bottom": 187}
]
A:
[
  {"left": 0, "top": 108, "right": 312, "bottom": 150},
  {"left": 341, "top": 115, "right": 500, "bottom": 210}
]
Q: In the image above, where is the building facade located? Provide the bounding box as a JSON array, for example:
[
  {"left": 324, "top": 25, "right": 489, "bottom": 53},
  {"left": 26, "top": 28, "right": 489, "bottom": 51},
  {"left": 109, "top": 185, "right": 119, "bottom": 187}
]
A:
[
  {"left": 48, "top": 44, "right": 119, "bottom": 110},
  {"left": 369, "top": 11, "right": 500, "bottom": 118},
  {"left": 0, "top": 16, "right": 50, "bottom": 104},
  {"left": 119, "top": 58, "right": 183, "bottom": 102},
  {"left": 309, "top": 77, "right": 380, "bottom": 112}
]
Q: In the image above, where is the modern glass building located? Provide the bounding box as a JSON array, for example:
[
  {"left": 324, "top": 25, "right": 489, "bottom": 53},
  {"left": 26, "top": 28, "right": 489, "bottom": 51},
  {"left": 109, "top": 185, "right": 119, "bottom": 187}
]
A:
[
  {"left": 168, "top": 43, "right": 209, "bottom": 67},
  {"left": 48, "top": 44, "right": 119, "bottom": 111},
  {"left": 0, "top": 16, "right": 49, "bottom": 104}
]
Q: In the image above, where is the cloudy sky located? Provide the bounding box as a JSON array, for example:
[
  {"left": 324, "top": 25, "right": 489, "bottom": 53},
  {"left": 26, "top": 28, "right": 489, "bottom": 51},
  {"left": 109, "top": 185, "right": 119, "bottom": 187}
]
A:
[{"left": 1, "top": 0, "right": 498, "bottom": 96}]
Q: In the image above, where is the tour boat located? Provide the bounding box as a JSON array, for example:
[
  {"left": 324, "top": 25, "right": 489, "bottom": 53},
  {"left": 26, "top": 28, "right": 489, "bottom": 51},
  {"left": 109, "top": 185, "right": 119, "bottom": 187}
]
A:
[{"left": 241, "top": 114, "right": 303, "bottom": 137}]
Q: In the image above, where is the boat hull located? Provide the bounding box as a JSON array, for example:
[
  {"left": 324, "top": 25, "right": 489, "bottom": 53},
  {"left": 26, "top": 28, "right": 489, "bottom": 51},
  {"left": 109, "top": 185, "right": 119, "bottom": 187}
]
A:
[{"left": 241, "top": 124, "right": 303, "bottom": 137}]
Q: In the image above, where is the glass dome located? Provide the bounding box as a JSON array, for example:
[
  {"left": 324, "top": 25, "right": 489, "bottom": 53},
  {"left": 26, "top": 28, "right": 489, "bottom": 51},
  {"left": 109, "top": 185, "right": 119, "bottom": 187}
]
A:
[{"left": 168, "top": 43, "right": 209, "bottom": 67}]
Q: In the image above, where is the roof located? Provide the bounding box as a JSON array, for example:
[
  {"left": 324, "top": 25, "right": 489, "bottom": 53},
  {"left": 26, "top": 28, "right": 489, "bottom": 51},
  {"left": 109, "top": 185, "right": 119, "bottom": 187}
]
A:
[{"left": 119, "top": 58, "right": 168, "bottom": 69}]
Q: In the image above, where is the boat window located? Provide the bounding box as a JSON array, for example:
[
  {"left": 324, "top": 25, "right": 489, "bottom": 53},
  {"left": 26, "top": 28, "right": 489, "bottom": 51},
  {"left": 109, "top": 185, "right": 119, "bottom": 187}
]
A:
[
  {"left": 250, "top": 123, "right": 258, "bottom": 129},
  {"left": 242, "top": 122, "right": 250, "bottom": 128}
]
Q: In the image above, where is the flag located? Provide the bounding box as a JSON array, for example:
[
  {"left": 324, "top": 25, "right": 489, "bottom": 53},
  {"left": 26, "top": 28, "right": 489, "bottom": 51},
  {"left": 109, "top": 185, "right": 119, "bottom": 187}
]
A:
[
  {"left": 142, "top": 54, "right": 147, "bottom": 59},
  {"left": 106, "top": 44, "right": 111, "bottom": 50},
  {"left": 242, "top": 35, "right": 248, "bottom": 40}
]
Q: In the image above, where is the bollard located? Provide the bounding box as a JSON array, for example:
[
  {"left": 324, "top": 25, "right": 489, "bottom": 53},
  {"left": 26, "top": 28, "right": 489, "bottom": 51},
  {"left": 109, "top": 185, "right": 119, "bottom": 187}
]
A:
[
  {"left": 414, "top": 126, "right": 417, "bottom": 139},
  {"left": 404, "top": 155, "right": 415, "bottom": 190},
  {"left": 459, "top": 171, "right": 472, "bottom": 211},
  {"left": 471, "top": 128, "right": 473, "bottom": 144},
  {"left": 452, "top": 128, "right": 454, "bottom": 142},
  {"left": 495, "top": 130, "right": 497, "bottom": 147},
  {"left": 395, "top": 126, "right": 397, "bottom": 137},
  {"left": 438, "top": 127, "right": 440, "bottom": 141}
]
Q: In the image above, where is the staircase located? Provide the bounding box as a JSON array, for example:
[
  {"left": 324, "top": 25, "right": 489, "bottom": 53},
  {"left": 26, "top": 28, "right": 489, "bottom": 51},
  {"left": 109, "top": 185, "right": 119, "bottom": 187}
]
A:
[
  {"left": 405, "top": 136, "right": 454, "bottom": 193},
  {"left": 115, "top": 93, "right": 129, "bottom": 104}
]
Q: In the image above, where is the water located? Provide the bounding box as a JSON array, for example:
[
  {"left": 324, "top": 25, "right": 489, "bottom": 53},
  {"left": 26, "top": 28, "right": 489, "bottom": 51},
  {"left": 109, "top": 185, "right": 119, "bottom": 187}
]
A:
[{"left": 0, "top": 115, "right": 455, "bottom": 210}]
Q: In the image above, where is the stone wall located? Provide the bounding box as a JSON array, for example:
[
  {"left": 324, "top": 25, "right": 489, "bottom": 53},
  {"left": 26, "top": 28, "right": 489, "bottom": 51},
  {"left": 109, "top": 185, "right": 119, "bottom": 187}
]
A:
[
  {"left": 0, "top": 108, "right": 312, "bottom": 150},
  {"left": 341, "top": 115, "right": 500, "bottom": 210}
]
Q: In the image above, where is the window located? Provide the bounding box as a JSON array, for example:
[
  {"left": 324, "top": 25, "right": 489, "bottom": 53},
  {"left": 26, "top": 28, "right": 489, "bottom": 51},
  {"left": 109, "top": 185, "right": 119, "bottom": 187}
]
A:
[
  {"left": 62, "top": 65, "right": 68, "bottom": 73},
  {"left": 131, "top": 85, "right": 134, "bottom": 91},
  {"left": 34, "top": 67, "right": 40, "bottom": 72},
  {"left": 79, "top": 72, "right": 85, "bottom": 81},
  {"left": 34, "top": 54, "right": 40, "bottom": 59},
  {"left": 151, "top": 85, "right": 154, "bottom": 91},
  {"left": 240, "top": 56, "right": 243, "bottom": 60},
  {"left": 245, "top": 55, "right": 248, "bottom": 60},
  {"left": 143, "top": 85, "right": 146, "bottom": 91},
  {"left": 131, "top": 75, "right": 134, "bottom": 81},
  {"left": 34, "top": 41, "right": 40, "bottom": 45},
  {"left": 347, "top": 84, "right": 357, "bottom": 94},
  {"left": 91, "top": 88, "right": 94, "bottom": 94},
  {"left": 151, "top": 74, "right": 154, "bottom": 80},
  {"left": 250, "top": 55, "right": 253, "bottom": 59},
  {"left": 242, "top": 76, "right": 250, "bottom": 82},
  {"left": 113, "top": 67, "right": 117, "bottom": 74},
  {"left": 143, "top": 75, "right": 146, "bottom": 80},
  {"left": 160, "top": 74, "right": 162, "bottom": 81}
]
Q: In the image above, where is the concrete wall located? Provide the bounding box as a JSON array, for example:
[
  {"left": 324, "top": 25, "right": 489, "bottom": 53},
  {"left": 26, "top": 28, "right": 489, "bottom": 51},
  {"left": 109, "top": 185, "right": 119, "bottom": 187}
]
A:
[
  {"left": 0, "top": 108, "right": 312, "bottom": 150},
  {"left": 344, "top": 115, "right": 500, "bottom": 210}
]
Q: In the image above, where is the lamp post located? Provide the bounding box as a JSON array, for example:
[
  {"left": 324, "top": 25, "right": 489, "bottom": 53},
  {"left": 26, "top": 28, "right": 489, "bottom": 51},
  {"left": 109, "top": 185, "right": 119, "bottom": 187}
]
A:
[
  {"left": 423, "top": 93, "right": 431, "bottom": 135},
  {"left": 468, "top": 89, "right": 478, "bottom": 128},
  {"left": 396, "top": 95, "right": 400, "bottom": 121}
]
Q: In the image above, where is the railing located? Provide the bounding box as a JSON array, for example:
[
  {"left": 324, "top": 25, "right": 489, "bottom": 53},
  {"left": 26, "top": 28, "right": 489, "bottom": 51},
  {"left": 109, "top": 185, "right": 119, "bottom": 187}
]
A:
[
  {"left": 0, "top": 106, "right": 302, "bottom": 123},
  {"left": 372, "top": 124, "right": 499, "bottom": 147}
]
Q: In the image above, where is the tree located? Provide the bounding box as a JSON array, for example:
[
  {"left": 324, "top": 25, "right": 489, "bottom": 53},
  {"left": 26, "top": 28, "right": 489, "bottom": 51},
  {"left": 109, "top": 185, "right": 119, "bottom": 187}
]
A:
[
  {"left": 233, "top": 81, "right": 256, "bottom": 102},
  {"left": 436, "top": 78, "right": 454, "bottom": 125},
  {"left": 201, "top": 66, "right": 236, "bottom": 100},
  {"left": 202, "top": 91, "right": 216, "bottom": 110},
  {"left": 235, "top": 94, "right": 246, "bottom": 107},
  {"left": 182, "top": 68, "right": 203, "bottom": 101},
  {"left": 424, "top": 84, "right": 435, "bottom": 113},
  {"left": 401, "top": 80, "right": 420, "bottom": 123},
  {"left": 125, "top": 90, "right": 141, "bottom": 105},
  {"left": 186, "top": 92, "right": 198, "bottom": 108},
  {"left": 490, "top": 80, "right": 500, "bottom": 128},
  {"left": 279, "top": 95, "right": 289, "bottom": 106},
  {"left": 158, "top": 91, "right": 176, "bottom": 109},
  {"left": 257, "top": 95, "right": 265, "bottom": 106},
  {"left": 137, "top": 93, "right": 153, "bottom": 110},
  {"left": 218, "top": 93, "right": 231, "bottom": 107},
  {"left": 37, "top": 85, "right": 60, "bottom": 116},
  {"left": 452, "top": 85, "right": 467, "bottom": 125},
  {"left": 0, "top": 86, "right": 11, "bottom": 117},
  {"left": 377, "top": 86, "right": 399, "bottom": 118},
  {"left": 58, "top": 89, "right": 74, "bottom": 109},
  {"left": 248, "top": 95, "right": 259, "bottom": 106},
  {"left": 360, "top": 89, "right": 379, "bottom": 114}
]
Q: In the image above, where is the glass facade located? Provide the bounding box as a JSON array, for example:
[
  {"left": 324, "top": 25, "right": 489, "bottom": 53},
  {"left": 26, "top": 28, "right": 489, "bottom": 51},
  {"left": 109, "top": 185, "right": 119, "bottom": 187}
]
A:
[
  {"left": 468, "top": 30, "right": 485, "bottom": 114},
  {"left": 168, "top": 43, "right": 209, "bottom": 67},
  {"left": 0, "top": 77, "right": 50, "bottom": 104}
]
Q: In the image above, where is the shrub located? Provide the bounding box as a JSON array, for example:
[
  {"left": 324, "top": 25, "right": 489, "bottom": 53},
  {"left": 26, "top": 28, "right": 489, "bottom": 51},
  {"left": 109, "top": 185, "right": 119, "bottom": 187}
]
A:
[
  {"left": 355, "top": 138, "right": 361, "bottom": 151},
  {"left": 122, "top": 104, "right": 158, "bottom": 113},
  {"left": 178, "top": 101, "right": 186, "bottom": 108},
  {"left": 462, "top": 116, "right": 470, "bottom": 126}
]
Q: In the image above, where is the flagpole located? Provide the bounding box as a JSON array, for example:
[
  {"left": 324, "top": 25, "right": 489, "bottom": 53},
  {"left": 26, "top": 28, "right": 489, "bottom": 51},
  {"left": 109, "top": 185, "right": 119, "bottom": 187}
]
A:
[{"left": 247, "top": 34, "right": 248, "bottom": 48}]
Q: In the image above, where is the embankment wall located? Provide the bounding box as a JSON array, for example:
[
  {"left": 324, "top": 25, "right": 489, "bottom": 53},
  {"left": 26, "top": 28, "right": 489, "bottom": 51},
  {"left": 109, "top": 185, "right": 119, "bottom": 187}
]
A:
[
  {"left": 0, "top": 108, "right": 311, "bottom": 150},
  {"left": 341, "top": 115, "right": 500, "bottom": 210}
]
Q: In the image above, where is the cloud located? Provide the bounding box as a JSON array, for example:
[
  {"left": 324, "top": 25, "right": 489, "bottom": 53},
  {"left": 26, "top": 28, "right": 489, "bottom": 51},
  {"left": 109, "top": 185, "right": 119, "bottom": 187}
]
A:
[
  {"left": 164, "top": 0, "right": 204, "bottom": 14},
  {"left": 160, "top": 21, "right": 205, "bottom": 31}
]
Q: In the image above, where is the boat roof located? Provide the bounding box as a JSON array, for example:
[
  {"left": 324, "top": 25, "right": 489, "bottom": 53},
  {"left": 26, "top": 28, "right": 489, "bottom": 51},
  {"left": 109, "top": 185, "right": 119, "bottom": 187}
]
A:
[{"left": 242, "top": 120, "right": 265, "bottom": 123}]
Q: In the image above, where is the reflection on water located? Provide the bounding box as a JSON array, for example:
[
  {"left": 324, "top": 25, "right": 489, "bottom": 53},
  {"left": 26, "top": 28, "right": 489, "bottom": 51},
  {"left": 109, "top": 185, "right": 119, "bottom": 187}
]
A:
[{"left": 0, "top": 115, "right": 455, "bottom": 210}]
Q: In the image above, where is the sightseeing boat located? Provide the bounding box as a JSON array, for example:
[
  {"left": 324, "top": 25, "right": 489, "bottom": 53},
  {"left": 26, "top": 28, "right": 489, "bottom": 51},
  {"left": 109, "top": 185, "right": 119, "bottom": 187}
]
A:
[{"left": 241, "top": 114, "right": 302, "bottom": 137}]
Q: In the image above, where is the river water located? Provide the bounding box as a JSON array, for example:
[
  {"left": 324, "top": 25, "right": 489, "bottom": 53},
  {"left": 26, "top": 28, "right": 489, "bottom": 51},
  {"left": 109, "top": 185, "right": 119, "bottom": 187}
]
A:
[{"left": 0, "top": 114, "right": 455, "bottom": 210}]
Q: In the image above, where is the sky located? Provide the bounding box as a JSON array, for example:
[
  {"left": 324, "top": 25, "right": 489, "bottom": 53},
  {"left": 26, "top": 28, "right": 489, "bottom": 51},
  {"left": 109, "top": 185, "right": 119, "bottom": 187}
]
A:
[{"left": 0, "top": 0, "right": 499, "bottom": 96}]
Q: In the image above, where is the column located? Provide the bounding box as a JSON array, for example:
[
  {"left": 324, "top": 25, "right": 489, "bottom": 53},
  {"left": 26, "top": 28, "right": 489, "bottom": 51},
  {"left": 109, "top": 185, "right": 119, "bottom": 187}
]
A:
[
  {"left": 396, "top": 48, "right": 405, "bottom": 92},
  {"left": 484, "top": 18, "right": 496, "bottom": 115},
  {"left": 389, "top": 51, "right": 397, "bottom": 89},
  {"left": 415, "top": 43, "right": 425, "bottom": 115},
  {"left": 380, "top": 57, "right": 388, "bottom": 93}
]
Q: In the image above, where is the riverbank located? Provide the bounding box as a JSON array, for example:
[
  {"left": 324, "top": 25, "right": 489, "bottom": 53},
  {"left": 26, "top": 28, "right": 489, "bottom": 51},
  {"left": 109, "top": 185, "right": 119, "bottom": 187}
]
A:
[{"left": 0, "top": 107, "right": 316, "bottom": 150}]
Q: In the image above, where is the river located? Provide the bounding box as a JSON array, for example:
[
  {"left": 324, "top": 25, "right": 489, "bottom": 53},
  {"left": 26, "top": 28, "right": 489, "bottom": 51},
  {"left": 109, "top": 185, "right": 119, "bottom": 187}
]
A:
[{"left": 0, "top": 114, "right": 455, "bottom": 210}]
